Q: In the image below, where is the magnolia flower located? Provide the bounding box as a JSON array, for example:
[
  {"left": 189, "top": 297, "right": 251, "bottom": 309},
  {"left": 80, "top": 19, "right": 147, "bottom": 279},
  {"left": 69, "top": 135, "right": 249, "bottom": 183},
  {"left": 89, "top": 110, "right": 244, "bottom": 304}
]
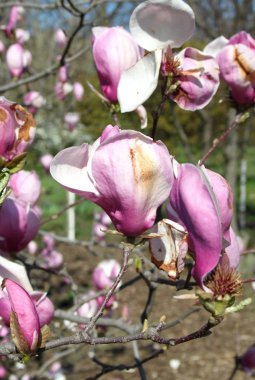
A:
[
  {"left": 92, "top": 26, "right": 143, "bottom": 103},
  {"left": 169, "top": 163, "right": 233, "bottom": 287},
  {"left": 9, "top": 170, "right": 41, "bottom": 206},
  {"left": 64, "top": 112, "right": 80, "bottom": 131},
  {"left": 73, "top": 82, "right": 84, "bottom": 102},
  {"left": 6, "top": 43, "right": 24, "bottom": 78},
  {"left": 54, "top": 29, "right": 67, "bottom": 48},
  {"left": 0, "top": 199, "right": 40, "bottom": 253},
  {"left": 92, "top": 259, "right": 121, "bottom": 290},
  {"left": 15, "top": 29, "right": 30, "bottom": 44},
  {"left": 50, "top": 124, "right": 173, "bottom": 236},
  {"left": 167, "top": 47, "right": 220, "bottom": 110},
  {"left": 93, "top": 210, "right": 112, "bottom": 241},
  {"left": 118, "top": 0, "right": 195, "bottom": 112},
  {"left": 5, "top": 6, "right": 25, "bottom": 37},
  {"left": 40, "top": 154, "right": 53, "bottom": 172},
  {"left": 0, "top": 257, "right": 54, "bottom": 329},
  {"left": 1, "top": 279, "right": 41, "bottom": 355},
  {"left": 76, "top": 291, "right": 98, "bottom": 319},
  {"left": 54, "top": 82, "right": 73, "bottom": 101},
  {"left": 217, "top": 31, "right": 255, "bottom": 104},
  {"left": 0, "top": 97, "right": 36, "bottom": 162},
  {"left": 23, "top": 91, "right": 46, "bottom": 114},
  {"left": 58, "top": 65, "right": 69, "bottom": 83}
]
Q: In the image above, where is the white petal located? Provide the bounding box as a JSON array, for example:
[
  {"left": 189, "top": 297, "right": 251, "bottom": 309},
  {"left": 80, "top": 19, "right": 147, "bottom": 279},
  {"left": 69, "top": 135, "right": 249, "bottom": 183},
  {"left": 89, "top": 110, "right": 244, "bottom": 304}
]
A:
[
  {"left": 118, "top": 50, "right": 161, "bottom": 112},
  {"left": 203, "top": 36, "right": 229, "bottom": 57},
  {"left": 130, "top": 0, "right": 195, "bottom": 51},
  {"left": 0, "top": 256, "right": 33, "bottom": 292},
  {"left": 50, "top": 145, "right": 99, "bottom": 196}
]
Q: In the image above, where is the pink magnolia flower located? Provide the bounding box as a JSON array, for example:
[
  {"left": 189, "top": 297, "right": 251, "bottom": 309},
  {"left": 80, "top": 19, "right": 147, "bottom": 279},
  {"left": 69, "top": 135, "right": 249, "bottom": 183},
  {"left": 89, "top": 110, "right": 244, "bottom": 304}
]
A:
[
  {"left": 0, "top": 199, "right": 40, "bottom": 253},
  {"left": 64, "top": 112, "right": 80, "bottom": 131},
  {"left": 169, "top": 163, "right": 233, "bottom": 287},
  {"left": 30, "top": 292, "right": 54, "bottom": 327},
  {"left": 9, "top": 170, "right": 41, "bottom": 206},
  {"left": 217, "top": 31, "right": 255, "bottom": 104},
  {"left": 50, "top": 125, "right": 173, "bottom": 236},
  {"left": 92, "top": 259, "right": 121, "bottom": 290},
  {"left": 54, "top": 82, "right": 73, "bottom": 101},
  {"left": 77, "top": 291, "right": 98, "bottom": 319},
  {"left": 5, "top": 6, "right": 25, "bottom": 37},
  {"left": 23, "top": 91, "right": 46, "bottom": 114},
  {"left": 58, "top": 65, "right": 69, "bottom": 83},
  {"left": 41, "top": 249, "right": 64, "bottom": 270},
  {"left": 27, "top": 240, "right": 38, "bottom": 255},
  {"left": 73, "top": 82, "right": 84, "bottom": 101},
  {"left": 167, "top": 47, "right": 220, "bottom": 110},
  {"left": 92, "top": 26, "right": 143, "bottom": 103},
  {"left": 0, "top": 97, "right": 36, "bottom": 162},
  {"left": 54, "top": 29, "right": 67, "bottom": 48},
  {"left": 40, "top": 154, "right": 53, "bottom": 172},
  {"left": 1, "top": 279, "right": 41, "bottom": 355},
  {"left": 15, "top": 29, "right": 30, "bottom": 44},
  {"left": 6, "top": 43, "right": 24, "bottom": 78}
]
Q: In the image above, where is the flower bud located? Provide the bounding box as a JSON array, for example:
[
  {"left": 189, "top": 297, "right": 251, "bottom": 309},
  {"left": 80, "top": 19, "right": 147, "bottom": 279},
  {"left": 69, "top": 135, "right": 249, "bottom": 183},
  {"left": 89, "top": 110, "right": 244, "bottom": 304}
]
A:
[
  {"left": 9, "top": 170, "right": 41, "bottom": 206},
  {"left": 92, "top": 259, "right": 121, "bottom": 290}
]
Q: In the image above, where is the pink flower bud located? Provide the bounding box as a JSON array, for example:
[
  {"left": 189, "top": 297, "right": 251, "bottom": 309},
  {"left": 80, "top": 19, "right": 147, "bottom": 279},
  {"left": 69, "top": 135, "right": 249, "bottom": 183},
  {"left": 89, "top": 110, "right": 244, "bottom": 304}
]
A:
[
  {"left": 9, "top": 170, "right": 41, "bottom": 206},
  {"left": 73, "top": 82, "right": 84, "bottom": 101},
  {"left": 64, "top": 112, "right": 80, "bottom": 131},
  {"left": 92, "top": 26, "right": 143, "bottom": 103},
  {"left": 50, "top": 125, "right": 173, "bottom": 236},
  {"left": 0, "top": 366, "right": 7, "bottom": 379},
  {"left": 5, "top": 6, "right": 25, "bottom": 37},
  {"left": 43, "top": 234, "right": 55, "bottom": 250},
  {"left": 1, "top": 279, "right": 41, "bottom": 355},
  {"left": 58, "top": 65, "right": 68, "bottom": 83},
  {"left": 41, "top": 249, "right": 64, "bottom": 270},
  {"left": 27, "top": 240, "right": 38, "bottom": 255},
  {"left": 15, "top": 29, "right": 30, "bottom": 44},
  {"left": 96, "top": 294, "right": 115, "bottom": 309},
  {"left": 54, "top": 29, "right": 67, "bottom": 48},
  {"left": 99, "top": 211, "right": 112, "bottom": 227},
  {"left": 54, "top": 82, "right": 73, "bottom": 101},
  {"left": 77, "top": 291, "right": 98, "bottom": 319},
  {"left": 93, "top": 222, "right": 106, "bottom": 241},
  {"left": 40, "top": 154, "right": 53, "bottom": 172},
  {"left": 6, "top": 43, "right": 24, "bottom": 78},
  {"left": 23, "top": 91, "right": 46, "bottom": 114},
  {"left": 0, "top": 97, "right": 36, "bottom": 162},
  {"left": 0, "top": 199, "right": 40, "bottom": 254},
  {"left": 92, "top": 259, "right": 121, "bottom": 290},
  {"left": 169, "top": 164, "right": 233, "bottom": 287}
]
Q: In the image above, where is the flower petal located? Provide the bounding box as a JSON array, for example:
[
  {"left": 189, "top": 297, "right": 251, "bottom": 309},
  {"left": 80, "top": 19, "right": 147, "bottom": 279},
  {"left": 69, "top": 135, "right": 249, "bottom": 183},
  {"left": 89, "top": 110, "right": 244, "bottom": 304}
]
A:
[
  {"left": 203, "top": 36, "right": 229, "bottom": 58},
  {"left": 118, "top": 50, "right": 161, "bottom": 112},
  {"left": 130, "top": 0, "right": 195, "bottom": 51},
  {"left": 50, "top": 144, "right": 99, "bottom": 198},
  {"left": 0, "top": 256, "right": 33, "bottom": 292}
]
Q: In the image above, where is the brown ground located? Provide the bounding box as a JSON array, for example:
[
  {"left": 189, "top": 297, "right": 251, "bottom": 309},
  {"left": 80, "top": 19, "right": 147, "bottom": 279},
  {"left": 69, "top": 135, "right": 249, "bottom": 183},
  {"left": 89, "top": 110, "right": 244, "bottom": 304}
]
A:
[{"left": 10, "top": 243, "right": 255, "bottom": 380}]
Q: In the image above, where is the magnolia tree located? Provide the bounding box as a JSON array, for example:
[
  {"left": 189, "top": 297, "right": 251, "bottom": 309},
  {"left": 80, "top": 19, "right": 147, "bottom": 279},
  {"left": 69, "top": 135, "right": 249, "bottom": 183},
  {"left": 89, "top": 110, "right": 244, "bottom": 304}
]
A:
[{"left": 0, "top": 0, "right": 255, "bottom": 379}]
